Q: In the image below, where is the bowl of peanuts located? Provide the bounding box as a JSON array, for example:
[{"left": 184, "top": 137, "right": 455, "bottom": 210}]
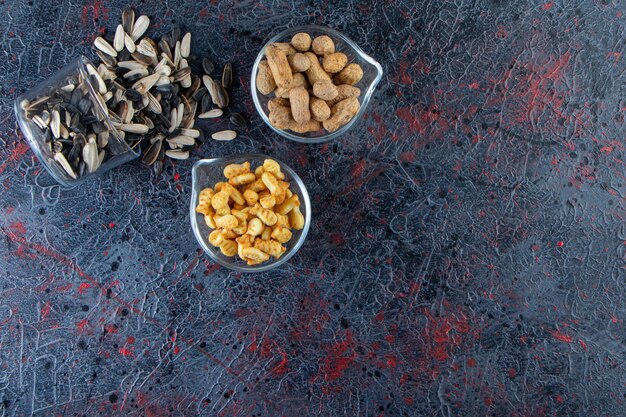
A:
[
  {"left": 191, "top": 154, "right": 311, "bottom": 272},
  {"left": 252, "top": 25, "right": 383, "bottom": 143}
]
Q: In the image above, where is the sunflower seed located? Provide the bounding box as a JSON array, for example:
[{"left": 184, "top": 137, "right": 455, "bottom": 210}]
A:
[
  {"left": 179, "top": 128, "right": 200, "bottom": 138},
  {"left": 154, "top": 58, "right": 172, "bottom": 76},
  {"left": 142, "top": 136, "right": 162, "bottom": 165},
  {"left": 60, "top": 123, "right": 70, "bottom": 139},
  {"left": 182, "top": 100, "right": 197, "bottom": 128},
  {"left": 211, "top": 130, "right": 236, "bottom": 141},
  {"left": 155, "top": 75, "right": 171, "bottom": 86},
  {"left": 97, "top": 63, "right": 116, "bottom": 81},
  {"left": 132, "top": 73, "right": 160, "bottom": 95},
  {"left": 165, "top": 149, "right": 189, "bottom": 160},
  {"left": 32, "top": 115, "right": 45, "bottom": 129},
  {"left": 51, "top": 109, "right": 60, "bottom": 138},
  {"left": 124, "top": 33, "right": 136, "bottom": 53},
  {"left": 201, "top": 93, "right": 212, "bottom": 113},
  {"left": 202, "top": 57, "right": 214, "bottom": 75},
  {"left": 202, "top": 74, "right": 213, "bottom": 92},
  {"left": 230, "top": 113, "right": 247, "bottom": 129},
  {"left": 117, "top": 123, "right": 149, "bottom": 134},
  {"left": 131, "top": 52, "right": 152, "bottom": 66},
  {"left": 181, "top": 32, "right": 191, "bottom": 58},
  {"left": 169, "top": 108, "right": 178, "bottom": 132},
  {"left": 114, "top": 25, "right": 125, "bottom": 52},
  {"left": 222, "top": 63, "right": 232, "bottom": 89},
  {"left": 94, "top": 37, "right": 117, "bottom": 57},
  {"left": 208, "top": 80, "right": 228, "bottom": 109},
  {"left": 172, "top": 66, "right": 191, "bottom": 83},
  {"left": 68, "top": 141, "right": 82, "bottom": 163},
  {"left": 192, "top": 86, "right": 207, "bottom": 102},
  {"left": 98, "top": 131, "right": 109, "bottom": 148},
  {"left": 117, "top": 60, "right": 147, "bottom": 70},
  {"left": 122, "top": 8, "right": 135, "bottom": 34},
  {"left": 146, "top": 92, "right": 162, "bottom": 114},
  {"left": 159, "top": 38, "right": 173, "bottom": 62},
  {"left": 136, "top": 38, "right": 157, "bottom": 57},
  {"left": 167, "top": 135, "right": 195, "bottom": 146},
  {"left": 55, "top": 152, "right": 77, "bottom": 179},
  {"left": 96, "top": 49, "right": 117, "bottom": 67},
  {"left": 174, "top": 41, "right": 181, "bottom": 68},
  {"left": 123, "top": 68, "right": 149, "bottom": 79},
  {"left": 198, "top": 109, "right": 223, "bottom": 119},
  {"left": 131, "top": 15, "right": 150, "bottom": 41},
  {"left": 170, "top": 27, "right": 182, "bottom": 44},
  {"left": 86, "top": 63, "right": 107, "bottom": 94}
]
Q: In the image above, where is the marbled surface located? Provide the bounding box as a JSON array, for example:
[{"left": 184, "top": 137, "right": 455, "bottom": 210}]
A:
[{"left": 1, "top": 1, "right": 625, "bottom": 416}]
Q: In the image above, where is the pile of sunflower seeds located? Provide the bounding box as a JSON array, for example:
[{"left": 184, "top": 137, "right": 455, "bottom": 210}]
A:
[
  {"left": 20, "top": 8, "right": 246, "bottom": 180},
  {"left": 91, "top": 7, "right": 246, "bottom": 175},
  {"left": 19, "top": 63, "right": 118, "bottom": 180}
]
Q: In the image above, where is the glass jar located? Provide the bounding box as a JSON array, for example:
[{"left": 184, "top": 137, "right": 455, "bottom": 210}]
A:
[{"left": 14, "top": 56, "right": 139, "bottom": 187}]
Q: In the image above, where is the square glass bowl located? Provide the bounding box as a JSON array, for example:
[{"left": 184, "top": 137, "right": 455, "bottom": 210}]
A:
[
  {"left": 14, "top": 56, "right": 139, "bottom": 187},
  {"left": 190, "top": 154, "right": 311, "bottom": 272},
  {"left": 251, "top": 25, "right": 384, "bottom": 143}
]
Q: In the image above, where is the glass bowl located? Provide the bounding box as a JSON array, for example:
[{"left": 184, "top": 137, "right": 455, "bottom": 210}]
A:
[
  {"left": 251, "top": 25, "right": 384, "bottom": 143},
  {"left": 14, "top": 56, "right": 139, "bottom": 187},
  {"left": 190, "top": 154, "right": 311, "bottom": 273}
]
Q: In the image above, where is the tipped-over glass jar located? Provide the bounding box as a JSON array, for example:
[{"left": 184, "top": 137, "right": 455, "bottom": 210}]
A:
[{"left": 14, "top": 56, "right": 139, "bottom": 187}]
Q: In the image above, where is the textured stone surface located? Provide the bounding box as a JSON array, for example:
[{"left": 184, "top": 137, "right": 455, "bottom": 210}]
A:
[{"left": 0, "top": 0, "right": 625, "bottom": 416}]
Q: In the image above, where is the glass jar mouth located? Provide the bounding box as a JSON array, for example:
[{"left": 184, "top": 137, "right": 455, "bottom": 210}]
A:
[{"left": 14, "top": 55, "right": 140, "bottom": 187}]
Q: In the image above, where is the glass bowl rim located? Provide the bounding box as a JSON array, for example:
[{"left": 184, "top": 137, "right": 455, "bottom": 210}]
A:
[
  {"left": 251, "top": 24, "right": 384, "bottom": 144},
  {"left": 190, "top": 153, "right": 312, "bottom": 273}
]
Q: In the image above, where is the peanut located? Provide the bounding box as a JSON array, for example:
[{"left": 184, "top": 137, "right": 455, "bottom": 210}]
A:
[
  {"left": 326, "top": 84, "right": 361, "bottom": 106},
  {"left": 310, "top": 97, "right": 331, "bottom": 122},
  {"left": 269, "top": 105, "right": 294, "bottom": 130},
  {"left": 256, "top": 60, "right": 276, "bottom": 95},
  {"left": 304, "top": 52, "right": 331, "bottom": 85},
  {"left": 335, "top": 63, "right": 363, "bottom": 85},
  {"left": 288, "top": 53, "right": 311, "bottom": 72},
  {"left": 274, "top": 73, "right": 308, "bottom": 98},
  {"left": 288, "top": 119, "right": 322, "bottom": 133},
  {"left": 268, "top": 97, "right": 290, "bottom": 112},
  {"left": 265, "top": 44, "right": 293, "bottom": 89},
  {"left": 291, "top": 33, "right": 312, "bottom": 52},
  {"left": 311, "top": 35, "right": 335, "bottom": 55},
  {"left": 271, "top": 42, "right": 297, "bottom": 56},
  {"left": 322, "top": 97, "right": 360, "bottom": 132},
  {"left": 322, "top": 52, "right": 348, "bottom": 73},
  {"left": 313, "top": 80, "right": 339, "bottom": 101},
  {"left": 223, "top": 162, "right": 250, "bottom": 179},
  {"left": 289, "top": 206, "right": 305, "bottom": 230},
  {"left": 289, "top": 86, "right": 311, "bottom": 124}
]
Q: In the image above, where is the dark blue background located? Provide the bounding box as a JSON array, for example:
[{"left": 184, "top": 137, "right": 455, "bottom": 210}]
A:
[{"left": 0, "top": 1, "right": 625, "bottom": 416}]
